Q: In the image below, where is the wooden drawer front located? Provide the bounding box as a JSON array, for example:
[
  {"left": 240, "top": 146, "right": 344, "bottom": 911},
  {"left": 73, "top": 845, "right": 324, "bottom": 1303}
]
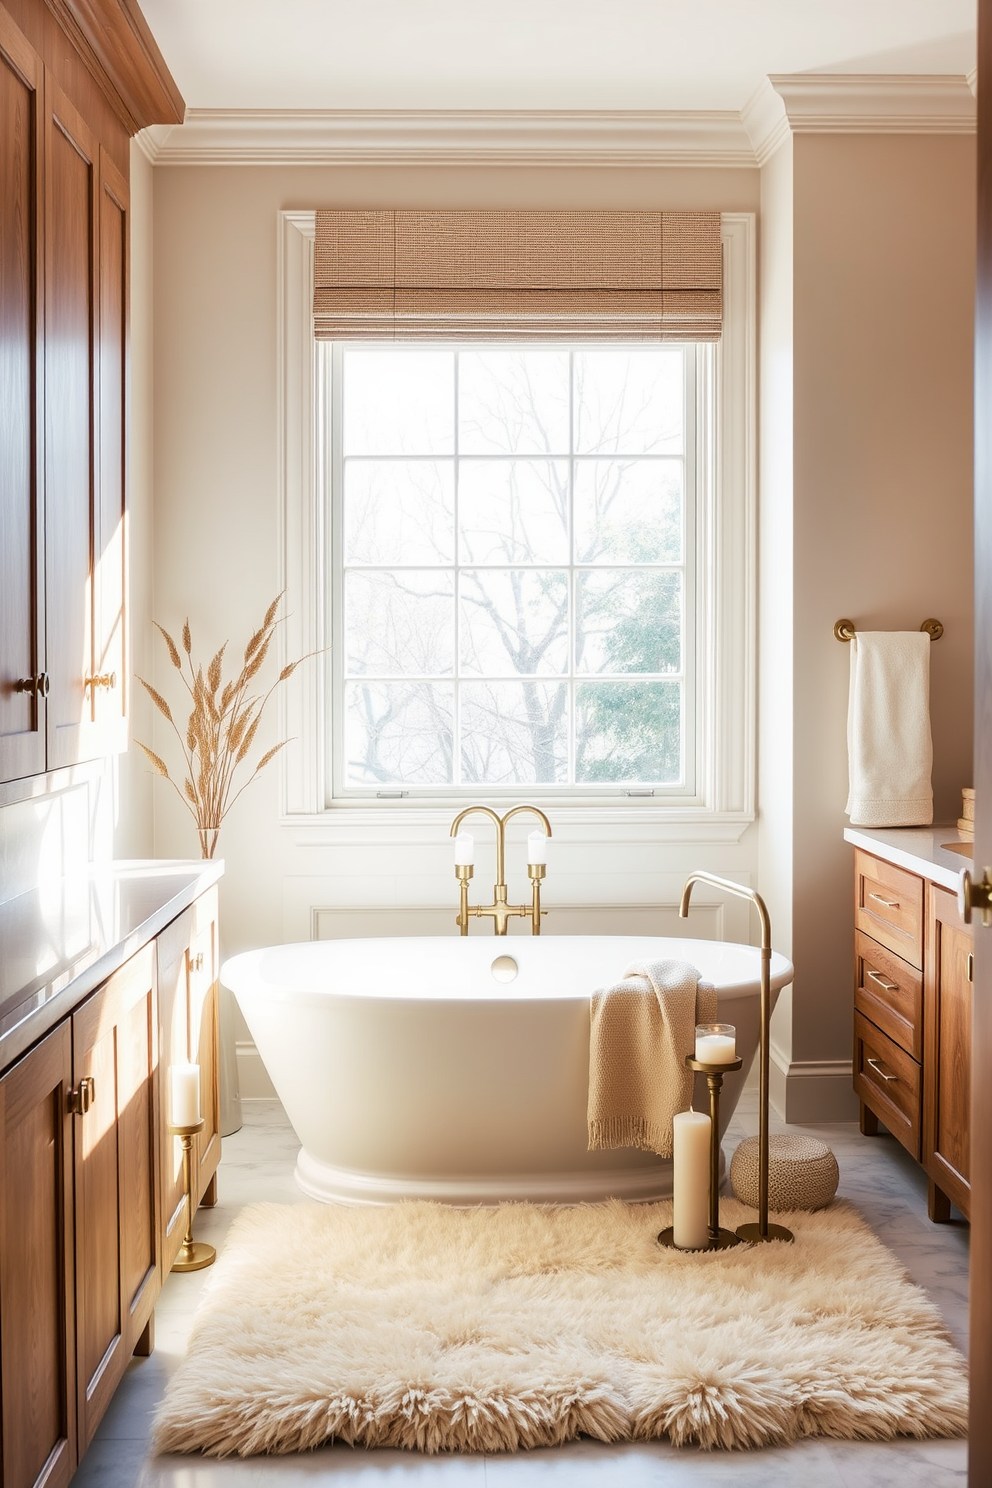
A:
[
  {"left": 854, "top": 1011, "right": 922, "bottom": 1160},
  {"left": 854, "top": 930, "right": 922, "bottom": 1060},
  {"left": 855, "top": 851, "right": 924, "bottom": 970}
]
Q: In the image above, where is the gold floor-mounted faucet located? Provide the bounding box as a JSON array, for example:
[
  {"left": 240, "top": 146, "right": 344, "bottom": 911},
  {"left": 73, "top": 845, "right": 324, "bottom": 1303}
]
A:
[{"left": 449, "top": 804, "right": 552, "bottom": 935}]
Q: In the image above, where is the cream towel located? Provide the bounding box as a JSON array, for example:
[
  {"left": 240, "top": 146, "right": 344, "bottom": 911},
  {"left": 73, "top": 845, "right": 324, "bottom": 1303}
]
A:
[
  {"left": 845, "top": 631, "right": 933, "bottom": 827},
  {"left": 587, "top": 960, "right": 716, "bottom": 1159}
]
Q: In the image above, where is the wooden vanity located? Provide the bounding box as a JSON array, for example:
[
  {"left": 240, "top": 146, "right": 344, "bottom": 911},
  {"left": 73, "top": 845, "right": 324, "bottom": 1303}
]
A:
[
  {"left": 0, "top": 862, "right": 221, "bottom": 1488},
  {"left": 846, "top": 827, "right": 973, "bottom": 1223}
]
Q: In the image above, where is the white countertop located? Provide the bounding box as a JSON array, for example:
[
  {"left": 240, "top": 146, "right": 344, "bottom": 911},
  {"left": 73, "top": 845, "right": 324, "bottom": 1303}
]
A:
[
  {"left": 843, "top": 826, "right": 971, "bottom": 894},
  {"left": 0, "top": 859, "right": 224, "bottom": 1071}
]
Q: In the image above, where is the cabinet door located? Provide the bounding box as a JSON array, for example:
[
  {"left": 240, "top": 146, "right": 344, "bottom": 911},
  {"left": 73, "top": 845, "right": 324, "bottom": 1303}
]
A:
[
  {"left": 156, "top": 907, "right": 193, "bottom": 1270},
  {"left": 72, "top": 943, "right": 159, "bottom": 1453},
  {"left": 924, "top": 884, "right": 973, "bottom": 1220},
  {"left": 0, "top": 1021, "right": 76, "bottom": 1488},
  {"left": 93, "top": 146, "right": 128, "bottom": 754},
  {"left": 44, "top": 75, "right": 99, "bottom": 772},
  {"left": 0, "top": 12, "right": 46, "bottom": 783}
]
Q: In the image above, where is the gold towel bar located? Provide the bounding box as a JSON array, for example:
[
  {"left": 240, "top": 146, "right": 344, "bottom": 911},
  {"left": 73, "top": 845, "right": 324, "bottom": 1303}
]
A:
[{"left": 834, "top": 618, "right": 943, "bottom": 643}]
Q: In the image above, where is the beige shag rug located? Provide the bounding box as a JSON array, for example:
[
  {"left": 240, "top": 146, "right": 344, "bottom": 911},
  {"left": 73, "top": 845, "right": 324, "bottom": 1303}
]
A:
[{"left": 153, "top": 1198, "right": 967, "bottom": 1457}]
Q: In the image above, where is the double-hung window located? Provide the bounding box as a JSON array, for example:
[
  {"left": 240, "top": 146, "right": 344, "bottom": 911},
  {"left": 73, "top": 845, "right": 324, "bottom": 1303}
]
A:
[
  {"left": 282, "top": 209, "right": 753, "bottom": 820},
  {"left": 327, "top": 344, "right": 697, "bottom": 799}
]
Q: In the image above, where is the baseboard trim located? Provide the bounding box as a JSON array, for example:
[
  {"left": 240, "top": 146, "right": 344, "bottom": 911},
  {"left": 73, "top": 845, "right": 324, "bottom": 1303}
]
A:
[{"left": 769, "top": 1050, "right": 859, "bottom": 1125}]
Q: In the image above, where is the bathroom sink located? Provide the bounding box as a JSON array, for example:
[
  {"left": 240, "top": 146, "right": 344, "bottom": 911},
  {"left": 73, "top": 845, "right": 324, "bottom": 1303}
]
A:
[{"left": 941, "top": 841, "right": 973, "bottom": 858}]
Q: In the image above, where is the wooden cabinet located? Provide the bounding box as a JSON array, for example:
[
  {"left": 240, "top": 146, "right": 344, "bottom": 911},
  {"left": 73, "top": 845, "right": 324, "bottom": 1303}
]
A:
[
  {"left": 71, "top": 942, "right": 158, "bottom": 1455},
  {"left": 156, "top": 886, "right": 222, "bottom": 1272},
  {"left": 853, "top": 847, "right": 973, "bottom": 1222},
  {"left": 0, "top": 886, "right": 217, "bottom": 1488},
  {"left": 44, "top": 74, "right": 100, "bottom": 774},
  {"left": 924, "top": 885, "right": 973, "bottom": 1221},
  {"left": 0, "top": 0, "right": 179, "bottom": 786},
  {"left": 0, "top": 1021, "right": 75, "bottom": 1488},
  {"left": 0, "top": 9, "right": 46, "bottom": 782}
]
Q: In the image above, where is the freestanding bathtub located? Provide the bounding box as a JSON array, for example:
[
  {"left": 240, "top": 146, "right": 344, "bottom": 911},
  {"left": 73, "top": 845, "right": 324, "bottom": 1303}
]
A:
[{"left": 222, "top": 935, "right": 794, "bottom": 1206}]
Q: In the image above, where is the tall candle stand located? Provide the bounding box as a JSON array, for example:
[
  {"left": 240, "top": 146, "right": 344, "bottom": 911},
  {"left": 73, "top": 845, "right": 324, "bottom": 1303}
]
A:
[
  {"left": 677, "top": 873, "right": 794, "bottom": 1245},
  {"left": 170, "top": 1119, "right": 216, "bottom": 1273},
  {"left": 658, "top": 1054, "right": 743, "bottom": 1252}
]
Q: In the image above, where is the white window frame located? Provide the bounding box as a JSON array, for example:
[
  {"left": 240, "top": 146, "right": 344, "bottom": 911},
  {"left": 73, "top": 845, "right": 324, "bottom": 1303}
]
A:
[{"left": 276, "top": 210, "right": 755, "bottom": 836}]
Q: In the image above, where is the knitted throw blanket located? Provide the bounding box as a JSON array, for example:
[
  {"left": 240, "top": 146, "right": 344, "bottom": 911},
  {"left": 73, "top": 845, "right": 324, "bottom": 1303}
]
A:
[{"left": 587, "top": 960, "right": 716, "bottom": 1159}]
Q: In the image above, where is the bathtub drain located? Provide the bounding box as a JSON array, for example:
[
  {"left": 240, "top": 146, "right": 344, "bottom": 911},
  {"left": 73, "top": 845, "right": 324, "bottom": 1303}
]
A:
[{"left": 491, "top": 955, "right": 518, "bottom": 983}]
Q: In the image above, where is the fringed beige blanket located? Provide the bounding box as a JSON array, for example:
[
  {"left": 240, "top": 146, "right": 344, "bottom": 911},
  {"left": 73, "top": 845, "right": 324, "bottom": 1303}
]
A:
[{"left": 587, "top": 960, "right": 716, "bottom": 1158}]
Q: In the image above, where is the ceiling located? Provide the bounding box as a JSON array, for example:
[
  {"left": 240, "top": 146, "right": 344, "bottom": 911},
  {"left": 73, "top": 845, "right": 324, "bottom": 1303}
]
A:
[{"left": 138, "top": 0, "right": 976, "bottom": 115}]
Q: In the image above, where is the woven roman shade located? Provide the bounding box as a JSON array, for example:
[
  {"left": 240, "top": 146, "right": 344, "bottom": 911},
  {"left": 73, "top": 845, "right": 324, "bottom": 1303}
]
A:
[{"left": 313, "top": 210, "right": 722, "bottom": 342}]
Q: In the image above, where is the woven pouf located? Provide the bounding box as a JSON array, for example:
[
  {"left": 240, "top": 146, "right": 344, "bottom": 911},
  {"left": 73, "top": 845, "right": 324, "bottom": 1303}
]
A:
[{"left": 730, "top": 1132, "right": 839, "bottom": 1212}]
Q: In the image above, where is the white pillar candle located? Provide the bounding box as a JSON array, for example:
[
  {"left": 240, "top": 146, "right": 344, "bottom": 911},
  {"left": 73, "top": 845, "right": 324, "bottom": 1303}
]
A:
[
  {"left": 454, "top": 832, "right": 474, "bottom": 867},
  {"left": 695, "top": 1031, "right": 737, "bottom": 1064},
  {"left": 527, "top": 830, "right": 548, "bottom": 865},
  {"left": 673, "top": 1108, "right": 711, "bottom": 1249},
  {"left": 170, "top": 1063, "right": 201, "bottom": 1127}
]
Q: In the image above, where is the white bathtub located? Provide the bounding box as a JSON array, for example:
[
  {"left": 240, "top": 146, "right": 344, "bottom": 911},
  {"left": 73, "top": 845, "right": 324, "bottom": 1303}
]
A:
[{"left": 223, "top": 935, "right": 794, "bottom": 1206}]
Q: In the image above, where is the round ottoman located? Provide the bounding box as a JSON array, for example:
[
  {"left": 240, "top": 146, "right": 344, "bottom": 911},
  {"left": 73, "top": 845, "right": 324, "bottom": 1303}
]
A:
[{"left": 730, "top": 1132, "right": 839, "bottom": 1212}]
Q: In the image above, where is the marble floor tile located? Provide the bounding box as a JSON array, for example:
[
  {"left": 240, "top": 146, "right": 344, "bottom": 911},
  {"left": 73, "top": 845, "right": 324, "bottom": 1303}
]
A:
[{"left": 86, "top": 1094, "right": 970, "bottom": 1488}]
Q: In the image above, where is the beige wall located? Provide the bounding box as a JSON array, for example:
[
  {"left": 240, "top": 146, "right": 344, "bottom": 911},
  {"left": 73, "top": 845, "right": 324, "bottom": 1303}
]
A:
[
  {"left": 148, "top": 163, "right": 762, "bottom": 1086},
  {"left": 765, "top": 131, "right": 975, "bottom": 1118},
  {"left": 146, "top": 145, "right": 974, "bottom": 1114}
]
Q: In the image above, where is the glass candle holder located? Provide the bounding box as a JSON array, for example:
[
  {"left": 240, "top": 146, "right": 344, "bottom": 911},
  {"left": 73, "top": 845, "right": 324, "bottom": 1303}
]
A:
[{"left": 694, "top": 1023, "right": 737, "bottom": 1065}]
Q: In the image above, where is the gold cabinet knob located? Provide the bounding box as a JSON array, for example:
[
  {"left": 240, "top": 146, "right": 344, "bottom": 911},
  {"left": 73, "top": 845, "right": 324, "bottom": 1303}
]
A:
[
  {"left": 85, "top": 672, "right": 117, "bottom": 690},
  {"left": 959, "top": 867, "right": 992, "bottom": 927},
  {"left": 14, "top": 672, "right": 49, "bottom": 697}
]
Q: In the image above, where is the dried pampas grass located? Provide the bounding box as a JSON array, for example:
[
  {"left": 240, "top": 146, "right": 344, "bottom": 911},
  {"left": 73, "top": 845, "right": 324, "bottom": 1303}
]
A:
[
  {"left": 152, "top": 1198, "right": 967, "bottom": 1458},
  {"left": 136, "top": 595, "right": 310, "bottom": 859}
]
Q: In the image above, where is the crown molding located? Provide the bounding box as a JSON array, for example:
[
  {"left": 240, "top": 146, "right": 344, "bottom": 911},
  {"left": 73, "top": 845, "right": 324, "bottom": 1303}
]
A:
[
  {"left": 743, "top": 74, "right": 976, "bottom": 166},
  {"left": 136, "top": 108, "right": 755, "bottom": 168}
]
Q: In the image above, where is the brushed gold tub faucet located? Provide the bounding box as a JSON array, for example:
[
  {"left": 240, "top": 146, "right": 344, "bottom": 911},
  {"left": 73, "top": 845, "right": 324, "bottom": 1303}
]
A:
[{"left": 449, "top": 804, "right": 552, "bottom": 935}]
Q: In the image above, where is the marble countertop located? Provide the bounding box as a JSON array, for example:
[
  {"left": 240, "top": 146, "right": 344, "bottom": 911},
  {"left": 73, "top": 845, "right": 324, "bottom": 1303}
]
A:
[
  {"left": 0, "top": 859, "right": 224, "bottom": 1074},
  {"left": 842, "top": 825, "right": 971, "bottom": 894}
]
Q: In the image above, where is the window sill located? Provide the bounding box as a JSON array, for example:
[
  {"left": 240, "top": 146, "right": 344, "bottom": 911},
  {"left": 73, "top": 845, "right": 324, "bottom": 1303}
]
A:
[{"left": 278, "top": 805, "right": 755, "bottom": 844}]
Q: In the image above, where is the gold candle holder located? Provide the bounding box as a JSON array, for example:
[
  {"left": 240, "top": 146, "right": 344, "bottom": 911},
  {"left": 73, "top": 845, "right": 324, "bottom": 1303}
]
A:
[
  {"left": 677, "top": 873, "right": 795, "bottom": 1246},
  {"left": 659, "top": 1054, "right": 743, "bottom": 1252},
  {"left": 527, "top": 861, "right": 546, "bottom": 934},
  {"left": 455, "top": 862, "right": 473, "bottom": 935},
  {"left": 170, "top": 1119, "right": 216, "bottom": 1273}
]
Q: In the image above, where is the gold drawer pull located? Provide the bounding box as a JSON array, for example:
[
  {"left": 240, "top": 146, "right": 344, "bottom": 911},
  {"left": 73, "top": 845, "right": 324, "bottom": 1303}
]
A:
[
  {"left": 866, "top": 1057, "right": 897, "bottom": 1083},
  {"left": 866, "top": 969, "right": 899, "bottom": 993},
  {"left": 68, "top": 1076, "right": 96, "bottom": 1115},
  {"left": 868, "top": 893, "right": 900, "bottom": 910}
]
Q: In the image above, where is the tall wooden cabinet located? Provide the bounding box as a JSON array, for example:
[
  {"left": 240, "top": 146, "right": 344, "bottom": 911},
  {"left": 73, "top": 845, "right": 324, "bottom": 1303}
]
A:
[
  {"left": 0, "top": 10, "right": 46, "bottom": 782},
  {"left": 0, "top": 0, "right": 181, "bottom": 785}
]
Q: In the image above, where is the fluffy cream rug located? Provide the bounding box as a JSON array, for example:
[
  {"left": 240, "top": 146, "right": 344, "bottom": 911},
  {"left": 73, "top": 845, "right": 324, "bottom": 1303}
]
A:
[{"left": 152, "top": 1198, "right": 967, "bottom": 1457}]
